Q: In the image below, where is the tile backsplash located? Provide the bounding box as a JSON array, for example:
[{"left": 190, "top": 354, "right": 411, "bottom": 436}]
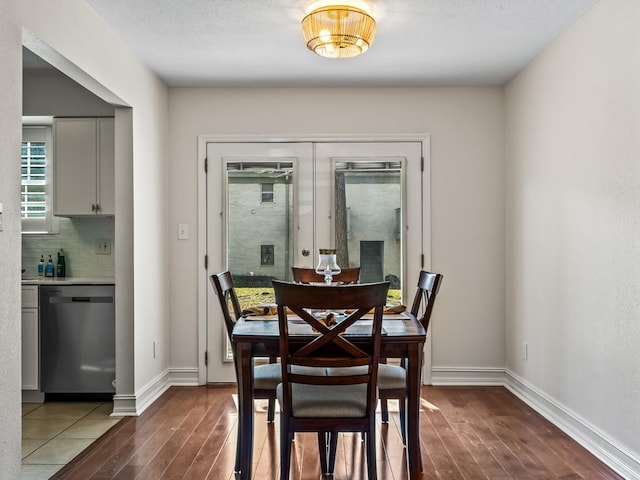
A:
[{"left": 22, "top": 217, "right": 115, "bottom": 278}]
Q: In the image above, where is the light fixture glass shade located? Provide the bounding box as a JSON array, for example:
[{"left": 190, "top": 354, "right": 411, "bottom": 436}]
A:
[{"left": 302, "top": 5, "right": 376, "bottom": 59}]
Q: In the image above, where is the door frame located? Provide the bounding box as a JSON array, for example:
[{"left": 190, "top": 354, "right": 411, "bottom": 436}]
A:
[{"left": 196, "top": 134, "right": 432, "bottom": 385}]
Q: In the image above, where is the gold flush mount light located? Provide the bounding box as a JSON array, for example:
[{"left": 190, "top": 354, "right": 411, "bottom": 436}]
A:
[{"left": 302, "top": 3, "right": 376, "bottom": 59}]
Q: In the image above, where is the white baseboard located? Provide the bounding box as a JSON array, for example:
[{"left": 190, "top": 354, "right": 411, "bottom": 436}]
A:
[
  {"left": 112, "top": 394, "right": 138, "bottom": 416},
  {"left": 505, "top": 370, "right": 640, "bottom": 480},
  {"left": 112, "top": 368, "right": 199, "bottom": 417},
  {"left": 429, "top": 366, "right": 639, "bottom": 480},
  {"left": 168, "top": 368, "right": 200, "bottom": 386},
  {"left": 431, "top": 366, "right": 507, "bottom": 385}
]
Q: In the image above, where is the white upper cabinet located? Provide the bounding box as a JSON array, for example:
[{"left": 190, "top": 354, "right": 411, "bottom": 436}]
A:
[{"left": 53, "top": 117, "right": 114, "bottom": 216}]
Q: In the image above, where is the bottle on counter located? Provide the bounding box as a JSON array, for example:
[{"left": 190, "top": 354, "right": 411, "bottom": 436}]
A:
[
  {"left": 45, "top": 255, "right": 55, "bottom": 277},
  {"left": 37, "top": 255, "right": 45, "bottom": 276},
  {"left": 56, "top": 249, "right": 66, "bottom": 278}
]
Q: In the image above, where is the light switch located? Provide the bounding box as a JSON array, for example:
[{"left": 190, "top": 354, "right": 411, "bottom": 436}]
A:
[{"left": 178, "top": 223, "right": 189, "bottom": 240}]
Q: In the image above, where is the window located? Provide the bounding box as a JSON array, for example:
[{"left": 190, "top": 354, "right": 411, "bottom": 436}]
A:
[
  {"left": 261, "top": 245, "right": 274, "bottom": 265},
  {"left": 21, "top": 125, "right": 56, "bottom": 233},
  {"left": 261, "top": 183, "right": 274, "bottom": 203}
]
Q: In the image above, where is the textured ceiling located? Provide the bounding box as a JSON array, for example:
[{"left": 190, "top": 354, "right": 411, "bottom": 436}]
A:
[{"left": 80, "top": 0, "right": 599, "bottom": 87}]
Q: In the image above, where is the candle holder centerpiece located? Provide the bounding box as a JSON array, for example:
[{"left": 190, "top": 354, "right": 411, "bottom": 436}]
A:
[{"left": 315, "top": 249, "right": 341, "bottom": 285}]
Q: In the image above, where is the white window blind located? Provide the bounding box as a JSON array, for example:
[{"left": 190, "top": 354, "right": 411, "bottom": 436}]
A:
[{"left": 21, "top": 126, "right": 55, "bottom": 233}]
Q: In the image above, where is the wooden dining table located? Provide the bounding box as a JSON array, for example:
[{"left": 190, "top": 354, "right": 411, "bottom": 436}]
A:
[{"left": 232, "top": 310, "right": 427, "bottom": 479}]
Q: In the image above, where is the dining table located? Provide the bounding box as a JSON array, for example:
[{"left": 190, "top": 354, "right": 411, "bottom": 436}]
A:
[{"left": 232, "top": 307, "right": 427, "bottom": 480}]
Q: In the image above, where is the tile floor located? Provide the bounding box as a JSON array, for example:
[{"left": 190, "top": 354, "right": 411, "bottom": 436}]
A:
[{"left": 21, "top": 402, "right": 122, "bottom": 480}]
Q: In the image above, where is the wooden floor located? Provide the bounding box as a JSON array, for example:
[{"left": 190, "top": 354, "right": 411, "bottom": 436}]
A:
[{"left": 52, "top": 385, "right": 624, "bottom": 480}]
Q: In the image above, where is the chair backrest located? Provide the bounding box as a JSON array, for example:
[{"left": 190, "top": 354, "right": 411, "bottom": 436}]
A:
[
  {"left": 291, "top": 266, "right": 361, "bottom": 284},
  {"left": 210, "top": 271, "right": 242, "bottom": 345},
  {"left": 409, "top": 271, "right": 443, "bottom": 332},
  {"left": 273, "top": 280, "right": 389, "bottom": 416}
]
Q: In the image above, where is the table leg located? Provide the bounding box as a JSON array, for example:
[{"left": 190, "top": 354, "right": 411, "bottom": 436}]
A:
[
  {"left": 406, "top": 343, "right": 423, "bottom": 479},
  {"left": 236, "top": 342, "right": 254, "bottom": 480}
]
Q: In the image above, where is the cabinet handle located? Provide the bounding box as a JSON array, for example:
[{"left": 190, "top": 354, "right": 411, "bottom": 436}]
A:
[
  {"left": 91, "top": 204, "right": 96, "bottom": 212},
  {"left": 96, "top": 204, "right": 101, "bottom": 212}
]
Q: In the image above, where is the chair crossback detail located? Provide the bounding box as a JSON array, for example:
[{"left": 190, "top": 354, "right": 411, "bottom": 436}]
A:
[
  {"left": 273, "top": 280, "right": 390, "bottom": 480},
  {"left": 274, "top": 281, "right": 388, "bottom": 391}
]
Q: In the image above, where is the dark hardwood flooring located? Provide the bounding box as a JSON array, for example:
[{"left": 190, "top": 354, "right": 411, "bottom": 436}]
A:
[{"left": 52, "top": 385, "right": 624, "bottom": 479}]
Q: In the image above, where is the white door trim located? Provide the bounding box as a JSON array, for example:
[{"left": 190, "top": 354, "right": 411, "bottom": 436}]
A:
[{"left": 196, "top": 133, "right": 432, "bottom": 386}]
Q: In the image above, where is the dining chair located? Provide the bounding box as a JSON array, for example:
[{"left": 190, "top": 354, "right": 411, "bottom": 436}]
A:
[
  {"left": 377, "top": 270, "right": 444, "bottom": 443},
  {"left": 291, "top": 266, "right": 360, "bottom": 284},
  {"left": 273, "top": 280, "right": 389, "bottom": 480},
  {"left": 210, "top": 272, "right": 280, "bottom": 471}
]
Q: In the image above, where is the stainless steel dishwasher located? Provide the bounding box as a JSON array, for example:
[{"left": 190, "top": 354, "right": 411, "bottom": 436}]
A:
[{"left": 40, "top": 285, "right": 115, "bottom": 395}]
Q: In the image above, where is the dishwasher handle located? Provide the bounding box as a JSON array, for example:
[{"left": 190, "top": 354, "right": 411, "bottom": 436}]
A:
[{"left": 49, "top": 296, "right": 114, "bottom": 304}]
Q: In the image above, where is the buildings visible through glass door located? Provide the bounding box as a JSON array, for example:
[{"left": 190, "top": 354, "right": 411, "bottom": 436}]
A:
[{"left": 226, "top": 161, "right": 294, "bottom": 302}]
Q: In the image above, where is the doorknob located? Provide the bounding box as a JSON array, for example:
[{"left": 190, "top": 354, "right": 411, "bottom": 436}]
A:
[{"left": 302, "top": 249, "right": 310, "bottom": 257}]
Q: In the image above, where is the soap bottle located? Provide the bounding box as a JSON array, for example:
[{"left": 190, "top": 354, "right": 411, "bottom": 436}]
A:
[
  {"left": 37, "top": 255, "right": 45, "bottom": 276},
  {"left": 56, "top": 249, "right": 66, "bottom": 278},
  {"left": 45, "top": 255, "right": 55, "bottom": 277}
]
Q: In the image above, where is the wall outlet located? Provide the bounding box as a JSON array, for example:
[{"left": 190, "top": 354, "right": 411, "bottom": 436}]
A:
[
  {"left": 96, "top": 239, "right": 112, "bottom": 255},
  {"left": 522, "top": 342, "right": 528, "bottom": 361}
]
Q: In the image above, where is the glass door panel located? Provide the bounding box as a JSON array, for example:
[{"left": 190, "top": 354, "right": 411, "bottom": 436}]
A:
[
  {"left": 206, "top": 141, "right": 423, "bottom": 383},
  {"left": 206, "top": 142, "right": 313, "bottom": 382},
  {"left": 335, "top": 163, "right": 402, "bottom": 299},
  {"left": 315, "top": 142, "right": 423, "bottom": 307},
  {"left": 226, "top": 161, "right": 295, "bottom": 294}
]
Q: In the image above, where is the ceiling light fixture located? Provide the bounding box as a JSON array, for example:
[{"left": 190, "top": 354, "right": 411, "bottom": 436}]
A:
[{"left": 302, "top": 4, "right": 376, "bottom": 59}]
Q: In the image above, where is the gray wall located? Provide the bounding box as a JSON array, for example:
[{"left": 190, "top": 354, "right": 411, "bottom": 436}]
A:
[
  {"left": 23, "top": 68, "right": 114, "bottom": 117},
  {"left": 505, "top": 0, "right": 640, "bottom": 464},
  {"left": 167, "top": 87, "right": 506, "bottom": 374},
  {"left": 0, "top": 2, "right": 23, "bottom": 477}
]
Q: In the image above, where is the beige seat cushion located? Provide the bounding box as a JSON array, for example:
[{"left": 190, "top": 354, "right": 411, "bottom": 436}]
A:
[
  {"left": 254, "top": 363, "right": 281, "bottom": 390},
  {"left": 277, "top": 383, "right": 369, "bottom": 417},
  {"left": 377, "top": 364, "right": 406, "bottom": 390},
  {"left": 254, "top": 364, "right": 326, "bottom": 390},
  {"left": 327, "top": 364, "right": 406, "bottom": 390}
]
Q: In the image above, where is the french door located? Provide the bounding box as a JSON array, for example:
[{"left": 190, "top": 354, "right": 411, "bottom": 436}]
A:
[{"left": 205, "top": 140, "right": 425, "bottom": 383}]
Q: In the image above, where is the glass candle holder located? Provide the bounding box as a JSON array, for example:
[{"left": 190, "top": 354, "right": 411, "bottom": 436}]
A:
[{"left": 315, "top": 249, "right": 341, "bottom": 284}]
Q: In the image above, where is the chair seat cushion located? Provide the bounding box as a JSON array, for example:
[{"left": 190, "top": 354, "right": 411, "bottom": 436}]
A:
[
  {"left": 254, "top": 364, "right": 326, "bottom": 390},
  {"left": 254, "top": 363, "right": 281, "bottom": 390},
  {"left": 327, "top": 364, "right": 406, "bottom": 390},
  {"left": 377, "top": 364, "right": 406, "bottom": 390},
  {"left": 277, "top": 383, "right": 369, "bottom": 418}
]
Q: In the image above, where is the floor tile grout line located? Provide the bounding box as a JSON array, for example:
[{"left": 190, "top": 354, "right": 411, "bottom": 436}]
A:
[{"left": 21, "top": 401, "right": 115, "bottom": 472}]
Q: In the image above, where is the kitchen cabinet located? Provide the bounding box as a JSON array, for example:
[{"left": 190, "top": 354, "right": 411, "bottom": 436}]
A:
[
  {"left": 53, "top": 117, "right": 115, "bottom": 216},
  {"left": 21, "top": 285, "right": 39, "bottom": 391}
]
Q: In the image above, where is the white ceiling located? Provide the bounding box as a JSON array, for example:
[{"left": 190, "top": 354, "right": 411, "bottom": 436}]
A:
[{"left": 74, "top": 0, "right": 599, "bottom": 88}]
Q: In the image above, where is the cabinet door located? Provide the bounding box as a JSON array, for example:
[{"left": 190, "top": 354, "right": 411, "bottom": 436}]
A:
[
  {"left": 97, "top": 118, "right": 115, "bottom": 215},
  {"left": 21, "top": 308, "right": 39, "bottom": 390},
  {"left": 54, "top": 118, "right": 98, "bottom": 215}
]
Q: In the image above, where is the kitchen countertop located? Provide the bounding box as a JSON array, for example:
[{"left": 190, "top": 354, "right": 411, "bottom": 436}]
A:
[{"left": 22, "top": 277, "right": 115, "bottom": 285}]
